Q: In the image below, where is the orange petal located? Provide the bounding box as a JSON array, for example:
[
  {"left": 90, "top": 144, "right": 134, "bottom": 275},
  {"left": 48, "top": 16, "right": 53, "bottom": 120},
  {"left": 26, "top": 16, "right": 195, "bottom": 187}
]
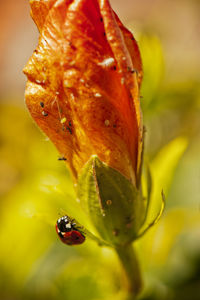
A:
[
  {"left": 30, "top": 0, "right": 56, "bottom": 32},
  {"left": 113, "top": 11, "right": 143, "bottom": 87},
  {"left": 98, "top": 0, "right": 143, "bottom": 183},
  {"left": 24, "top": 0, "right": 143, "bottom": 185}
]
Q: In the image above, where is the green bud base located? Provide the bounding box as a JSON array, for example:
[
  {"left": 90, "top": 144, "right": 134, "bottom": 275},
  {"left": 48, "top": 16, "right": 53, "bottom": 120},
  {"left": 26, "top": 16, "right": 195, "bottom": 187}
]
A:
[{"left": 77, "top": 155, "right": 145, "bottom": 246}]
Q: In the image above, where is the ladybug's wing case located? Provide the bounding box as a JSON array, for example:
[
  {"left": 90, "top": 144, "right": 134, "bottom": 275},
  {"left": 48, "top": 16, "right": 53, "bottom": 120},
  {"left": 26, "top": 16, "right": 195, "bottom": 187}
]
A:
[
  {"left": 55, "top": 223, "right": 85, "bottom": 246},
  {"left": 61, "top": 231, "right": 85, "bottom": 245},
  {"left": 68, "top": 231, "right": 85, "bottom": 245}
]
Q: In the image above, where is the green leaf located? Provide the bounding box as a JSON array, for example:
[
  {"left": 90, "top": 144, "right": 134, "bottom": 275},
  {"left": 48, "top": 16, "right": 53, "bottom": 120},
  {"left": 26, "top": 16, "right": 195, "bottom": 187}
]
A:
[
  {"left": 139, "top": 34, "right": 164, "bottom": 111},
  {"left": 77, "top": 156, "right": 146, "bottom": 246},
  {"left": 147, "top": 137, "right": 188, "bottom": 222}
]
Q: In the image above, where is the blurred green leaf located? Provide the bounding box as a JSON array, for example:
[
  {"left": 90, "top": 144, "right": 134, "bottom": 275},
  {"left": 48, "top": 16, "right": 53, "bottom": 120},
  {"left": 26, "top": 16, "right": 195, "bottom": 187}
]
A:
[
  {"left": 139, "top": 34, "right": 164, "bottom": 112},
  {"left": 148, "top": 136, "right": 188, "bottom": 219}
]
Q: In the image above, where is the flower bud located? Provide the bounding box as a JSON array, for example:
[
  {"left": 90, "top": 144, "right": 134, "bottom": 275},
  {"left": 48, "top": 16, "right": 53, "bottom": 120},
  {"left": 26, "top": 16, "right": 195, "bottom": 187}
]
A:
[{"left": 24, "top": 0, "right": 143, "bottom": 187}]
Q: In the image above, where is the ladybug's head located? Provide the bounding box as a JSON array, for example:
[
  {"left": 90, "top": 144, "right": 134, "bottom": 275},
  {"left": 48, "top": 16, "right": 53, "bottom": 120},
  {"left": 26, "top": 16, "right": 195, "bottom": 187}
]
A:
[{"left": 56, "top": 215, "right": 72, "bottom": 233}]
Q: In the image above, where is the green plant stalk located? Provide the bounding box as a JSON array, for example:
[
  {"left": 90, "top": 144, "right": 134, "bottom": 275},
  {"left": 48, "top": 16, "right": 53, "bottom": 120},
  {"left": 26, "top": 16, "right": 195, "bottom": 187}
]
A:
[
  {"left": 77, "top": 156, "right": 144, "bottom": 298},
  {"left": 115, "top": 244, "right": 142, "bottom": 300}
]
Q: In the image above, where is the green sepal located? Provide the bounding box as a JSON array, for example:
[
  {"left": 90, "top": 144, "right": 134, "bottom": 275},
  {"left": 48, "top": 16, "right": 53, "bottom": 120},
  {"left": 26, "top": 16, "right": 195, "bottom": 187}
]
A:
[
  {"left": 136, "top": 190, "right": 165, "bottom": 239},
  {"left": 136, "top": 164, "right": 165, "bottom": 239},
  {"left": 141, "top": 162, "right": 153, "bottom": 227},
  {"left": 77, "top": 156, "right": 145, "bottom": 246}
]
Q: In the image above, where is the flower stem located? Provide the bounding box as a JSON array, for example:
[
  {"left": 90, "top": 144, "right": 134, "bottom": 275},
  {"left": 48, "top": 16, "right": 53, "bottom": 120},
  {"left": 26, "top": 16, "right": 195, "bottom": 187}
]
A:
[{"left": 115, "top": 244, "right": 142, "bottom": 299}]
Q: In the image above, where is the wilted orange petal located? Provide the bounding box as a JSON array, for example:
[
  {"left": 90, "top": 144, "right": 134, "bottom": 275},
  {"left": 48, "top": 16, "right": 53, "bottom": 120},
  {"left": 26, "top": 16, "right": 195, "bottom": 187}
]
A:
[
  {"left": 30, "top": 0, "right": 56, "bottom": 32},
  {"left": 24, "top": 0, "right": 143, "bottom": 185},
  {"left": 113, "top": 12, "right": 142, "bottom": 83}
]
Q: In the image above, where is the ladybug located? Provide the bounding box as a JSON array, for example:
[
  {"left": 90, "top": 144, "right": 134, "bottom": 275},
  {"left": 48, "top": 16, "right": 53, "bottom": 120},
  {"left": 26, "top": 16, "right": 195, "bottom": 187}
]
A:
[{"left": 55, "top": 215, "right": 85, "bottom": 246}]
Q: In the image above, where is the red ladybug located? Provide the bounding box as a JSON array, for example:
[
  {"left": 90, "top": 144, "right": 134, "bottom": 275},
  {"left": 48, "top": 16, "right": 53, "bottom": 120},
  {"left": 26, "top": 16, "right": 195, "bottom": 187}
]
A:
[{"left": 55, "top": 215, "right": 85, "bottom": 246}]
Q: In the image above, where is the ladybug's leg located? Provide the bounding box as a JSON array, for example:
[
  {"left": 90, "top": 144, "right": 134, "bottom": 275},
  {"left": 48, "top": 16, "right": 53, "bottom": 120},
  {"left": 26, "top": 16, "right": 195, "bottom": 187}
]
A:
[
  {"left": 75, "top": 227, "right": 85, "bottom": 237},
  {"left": 73, "top": 225, "right": 82, "bottom": 230},
  {"left": 71, "top": 218, "right": 76, "bottom": 226}
]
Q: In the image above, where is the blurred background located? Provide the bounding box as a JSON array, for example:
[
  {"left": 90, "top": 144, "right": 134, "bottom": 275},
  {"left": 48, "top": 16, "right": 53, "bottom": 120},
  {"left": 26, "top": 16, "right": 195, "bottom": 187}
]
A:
[{"left": 0, "top": 0, "right": 200, "bottom": 299}]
